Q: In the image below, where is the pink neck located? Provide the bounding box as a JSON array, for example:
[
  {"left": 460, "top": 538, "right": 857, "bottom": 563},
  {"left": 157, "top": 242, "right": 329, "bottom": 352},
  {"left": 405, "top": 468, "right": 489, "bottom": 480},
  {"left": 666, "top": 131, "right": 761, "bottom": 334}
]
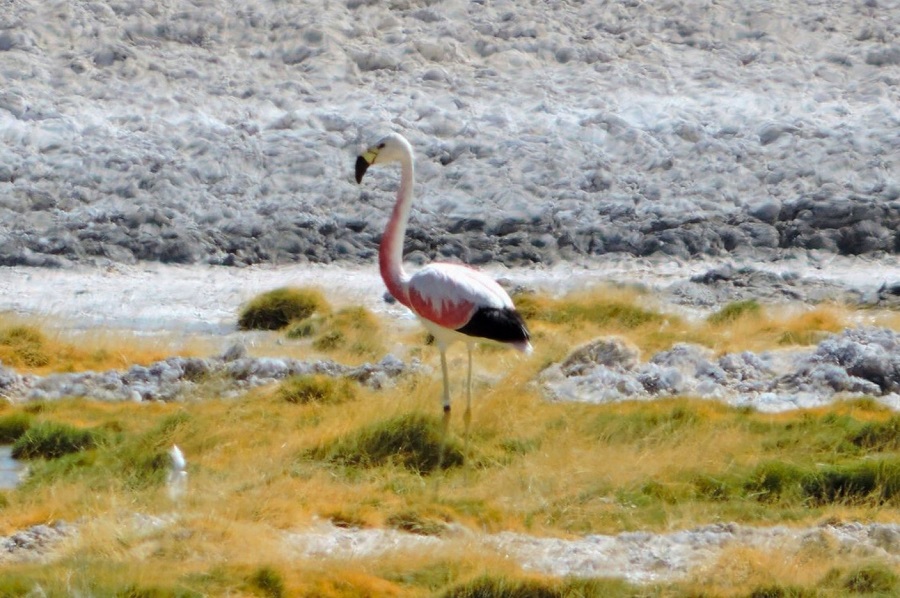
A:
[{"left": 379, "top": 151, "right": 414, "bottom": 307}]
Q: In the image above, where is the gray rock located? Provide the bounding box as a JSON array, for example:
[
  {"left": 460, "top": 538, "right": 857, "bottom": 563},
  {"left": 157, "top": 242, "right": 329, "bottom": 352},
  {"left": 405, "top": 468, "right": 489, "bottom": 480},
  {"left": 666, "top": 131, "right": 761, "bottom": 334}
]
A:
[
  {"left": 2, "top": 351, "right": 412, "bottom": 404},
  {"left": 561, "top": 338, "right": 640, "bottom": 376},
  {"left": 544, "top": 327, "right": 900, "bottom": 411}
]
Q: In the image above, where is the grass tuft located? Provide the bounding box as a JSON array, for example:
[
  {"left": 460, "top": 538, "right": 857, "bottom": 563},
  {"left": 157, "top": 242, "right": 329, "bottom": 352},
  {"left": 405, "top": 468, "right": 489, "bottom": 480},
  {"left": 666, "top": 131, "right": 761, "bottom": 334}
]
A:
[
  {"left": 515, "top": 290, "right": 664, "bottom": 329},
  {"left": 440, "top": 574, "right": 639, "bottom": 598},
  {"left": 11, "top": 421, "right": 103, "bottom": 459},
  {"left": 745, "top": 461, "right": 805, "bottom": 502},
  {"left": 840, "top": 562, "right": 900, "bottom": 594},
  {"left": 285, "top": 314, "right": 324, "bottom": 339},
  {"left": 314, "top": 412, "right": 464, "bottom": 474},
  {"left": 385, "top": 510, "right": 448, "bottom": 536},
  {"left": 708, "top": 299, "right": 762, "bottom": 325},
  {"left": 248, "top": 566, "right": 285, "bottom": 598},
  {"left": 309, "top": 307, "right": 384, "bottom": 358},
  {"left": 0, "top": 412, "right": 32, "bottom": 443},
  {"left": 748, "top": 585, "right": 817, "bottom": 598},
  {"left": 586, "top": 401, "right": 705, "bottom": 446},
  {"left": 801, "top": 459, "right": 900, "bottom": 505},
  {"left": 850, "top": 416, "right": 900, "bottom": 451},
  {"left": 277, "top": 375, "right": 356, "bottom": 405},
  {"left": 0, "top": 324, "right": 50, "bottom": 367},
  {"left": 237, "top": 287, "right": 328, "bottom": 331}
]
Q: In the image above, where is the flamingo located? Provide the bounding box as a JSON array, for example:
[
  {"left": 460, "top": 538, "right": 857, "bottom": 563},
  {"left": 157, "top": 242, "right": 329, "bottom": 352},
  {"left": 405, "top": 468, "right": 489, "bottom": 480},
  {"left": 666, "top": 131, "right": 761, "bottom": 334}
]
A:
[{"left": 355, "top": 132, "right": 532, "bottom": 444}]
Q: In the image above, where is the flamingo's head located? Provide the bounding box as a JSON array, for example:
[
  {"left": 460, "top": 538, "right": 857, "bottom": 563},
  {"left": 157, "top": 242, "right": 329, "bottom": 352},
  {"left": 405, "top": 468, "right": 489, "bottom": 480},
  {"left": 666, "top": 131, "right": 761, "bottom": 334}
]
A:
[{"left": 355, "top": 132, "right": 413, "bottom": 183}]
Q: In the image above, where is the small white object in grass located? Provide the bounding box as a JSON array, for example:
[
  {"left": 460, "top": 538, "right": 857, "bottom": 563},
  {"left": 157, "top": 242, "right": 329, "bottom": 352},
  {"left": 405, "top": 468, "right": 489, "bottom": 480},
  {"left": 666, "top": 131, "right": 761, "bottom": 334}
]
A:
[{"left": 167, "top": 444, "right": 187, "bottom": 501}]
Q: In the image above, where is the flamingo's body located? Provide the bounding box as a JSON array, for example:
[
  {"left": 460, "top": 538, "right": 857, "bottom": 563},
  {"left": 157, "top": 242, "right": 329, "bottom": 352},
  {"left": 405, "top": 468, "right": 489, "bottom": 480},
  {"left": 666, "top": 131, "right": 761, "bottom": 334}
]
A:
[{"left": 355, "top": 133, "right": 531, "bottom": 436}]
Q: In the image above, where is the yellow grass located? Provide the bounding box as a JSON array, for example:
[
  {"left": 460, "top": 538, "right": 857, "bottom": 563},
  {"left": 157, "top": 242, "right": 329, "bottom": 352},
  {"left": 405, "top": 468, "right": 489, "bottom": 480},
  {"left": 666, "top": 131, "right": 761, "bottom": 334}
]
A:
[
  {"left": 3, "top": 288, "right": 900, "bottom": 595},
  {"left": 0, "top": 312, "right": 206, "bottom": 374}
]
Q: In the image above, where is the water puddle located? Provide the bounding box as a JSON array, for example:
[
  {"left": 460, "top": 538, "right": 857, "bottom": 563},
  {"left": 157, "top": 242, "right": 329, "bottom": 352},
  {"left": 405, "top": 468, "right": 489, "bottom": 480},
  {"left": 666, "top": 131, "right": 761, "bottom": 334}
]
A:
[{"left": 0, "top": 445, "right": 26, "bottom": 490}]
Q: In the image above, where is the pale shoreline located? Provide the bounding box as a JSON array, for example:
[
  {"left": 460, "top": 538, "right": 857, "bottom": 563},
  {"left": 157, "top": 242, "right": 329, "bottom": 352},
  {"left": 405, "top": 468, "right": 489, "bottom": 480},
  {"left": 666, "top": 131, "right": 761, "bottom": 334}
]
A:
[{"left": 3, "top": 251, "right": 900, "bottom": 334}]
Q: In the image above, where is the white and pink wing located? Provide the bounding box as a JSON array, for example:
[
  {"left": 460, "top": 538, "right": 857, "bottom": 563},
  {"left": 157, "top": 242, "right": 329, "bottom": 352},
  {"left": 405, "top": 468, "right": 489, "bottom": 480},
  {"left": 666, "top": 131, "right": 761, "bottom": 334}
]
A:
[{"left": 406, "top": 263, "right": 513, "bottom": 330}]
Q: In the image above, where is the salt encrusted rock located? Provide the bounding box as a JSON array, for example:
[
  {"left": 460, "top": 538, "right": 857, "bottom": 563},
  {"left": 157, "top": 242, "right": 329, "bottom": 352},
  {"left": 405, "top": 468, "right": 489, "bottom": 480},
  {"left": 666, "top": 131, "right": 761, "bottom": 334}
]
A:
[
  {"left": 560, "top": 338, "right": 640, "bottom": 377},
  {"left": 544, "top": 328, "right": 900, "bottom": 412},
  {"left": 3, "top": 354, "right": 413, "bottom": 404},
  {"left": 790, "top": 328, "right": 900, "bottom": 394},
  {"left": 220, "top": 343, "right": 247, "bottom": 362},
  {"left": 0, "top": 521, "right": 72, "bottom": 563}
]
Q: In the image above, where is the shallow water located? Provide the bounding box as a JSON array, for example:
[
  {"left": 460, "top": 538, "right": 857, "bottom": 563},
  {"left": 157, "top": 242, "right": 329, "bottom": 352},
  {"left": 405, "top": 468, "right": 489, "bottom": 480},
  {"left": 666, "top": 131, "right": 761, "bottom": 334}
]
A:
[{"left": 0, "top": 446, "right": 25, "bottom": 490}]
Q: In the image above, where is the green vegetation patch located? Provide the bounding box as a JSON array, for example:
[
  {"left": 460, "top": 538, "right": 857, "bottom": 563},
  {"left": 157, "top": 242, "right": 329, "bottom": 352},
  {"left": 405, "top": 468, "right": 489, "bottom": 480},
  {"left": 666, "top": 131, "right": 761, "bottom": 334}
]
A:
[
  {"left": 247, "top": 566, "right": 285, "bottom": 598},
  {"left": 844, "top": 563, "right": 900, "bottom": 594},
  {"left": 748, "top": 584, "right": 818, "bottom": 598},
  {"left": 313, "top": 413, "right": 464, "bottom": 474},
  {"left": 586, "top": 401, "right": 706, "bottom": 446},
  {"left": 277, "top": 374, "right": 356, "bottom": 405},
  {"left": 11, "top": 421, "right": 103, "bottom": 459},
  {"left": 0, "top": 412, "right": 32, "bottom": 443},
  {"left": 745, "top": 460, "right": 806, "bottom": 502},
  {"left": 744, "top": 458, "right": 900, "bottom": 506},
  {"left": 0, "top": 565, "right": 205, "bottom": 598},
  {"left": 850, "top": 416, "right": 900, "bottom": 451},
  {"left": 708, "top": 299, "right": 762, "bottom": 325},
  {"left": 237, "top": 287, "right": 328, "bottom": 331},
  {"left": 802, "top": 458, "right": 900, "bottom": 505},
  {"left": 440, "top": 574, "right": 640, "bottom": 598},
  {"left": 513, "top": 293, "right": 664, "bottom": 329}
]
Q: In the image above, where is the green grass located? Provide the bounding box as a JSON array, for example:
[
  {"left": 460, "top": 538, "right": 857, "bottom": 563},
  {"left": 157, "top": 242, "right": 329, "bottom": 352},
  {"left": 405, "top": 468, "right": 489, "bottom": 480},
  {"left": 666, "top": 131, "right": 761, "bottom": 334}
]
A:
[
  {"left": 0, "top": 564, "right": 207, "bottom": 598},
  {"left": 708, "top": 299, "right": 763, "bottom": 325},
  {"left": 747, "top": 584, "right": 818, "bottom": 597},
  {"left": 312, "top": 412, "right": 464, "bottom": 474},
  {"left": 585, "top": 401, "right": 706, "bottom": 446},
  {"left": 832, "top": 562, "right": 900, "bottom": 594},
  {"left": 277, "top": 374, "right": 356, "bottom": 405},
  {"left": 11, "top": 421, "right": 104, "bottom": 459},
  {"left": 248, "top": 566, "right": 286, "bottom": 598},
  {"left": 5, "top": 393, "right": 900, "bottom": 596},
  {"left": 439, "top": 574, "right": 642, "bottom": 598},
  {"left": 514, "top": 291, "right": 665, "bottom": 329},
  {"left": 0, "top": 412, "right": 32, "bottom": 443},
  {"left": 849, "top": 416, "right": 900, "bottom": 451}
]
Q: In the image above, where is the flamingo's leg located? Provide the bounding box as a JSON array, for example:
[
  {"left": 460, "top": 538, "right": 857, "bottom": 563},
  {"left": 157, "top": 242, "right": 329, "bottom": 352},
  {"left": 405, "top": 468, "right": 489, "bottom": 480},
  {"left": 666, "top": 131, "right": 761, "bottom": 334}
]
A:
[
  {"left": 440, "top": 345, "right": 451, "bottom": 430},
  {"left": 462, "top": 343, "right": 474, "bottom": 467},
  {"left": 437, "top": 345, "right": 451, "bottom": 470},
  {"left": 464, "top": 344, "right": 473, "bottom": 440}
]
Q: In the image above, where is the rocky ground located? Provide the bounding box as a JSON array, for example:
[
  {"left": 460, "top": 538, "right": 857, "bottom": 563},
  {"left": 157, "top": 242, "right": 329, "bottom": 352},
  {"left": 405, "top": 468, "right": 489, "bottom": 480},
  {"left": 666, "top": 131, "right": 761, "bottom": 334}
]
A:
[
  {"left": 0, "top": 0, "right": 897, "bottom": 268},
  {"left": 5, "top": 515, "right": 900, "bottom": 585},
  {"left": 4, "top": 322, "right": 900, "bottom": 414}
]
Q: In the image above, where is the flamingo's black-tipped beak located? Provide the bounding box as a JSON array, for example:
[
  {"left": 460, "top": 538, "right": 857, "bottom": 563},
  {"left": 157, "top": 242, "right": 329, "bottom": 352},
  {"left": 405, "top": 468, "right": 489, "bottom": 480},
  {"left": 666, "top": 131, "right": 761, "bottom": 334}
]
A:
[
  {"left": 355, "top": 148, "right": 378, "bottom": 184},
  {"left": 355, "top": 155, "right": 370, "bottom": 184}
]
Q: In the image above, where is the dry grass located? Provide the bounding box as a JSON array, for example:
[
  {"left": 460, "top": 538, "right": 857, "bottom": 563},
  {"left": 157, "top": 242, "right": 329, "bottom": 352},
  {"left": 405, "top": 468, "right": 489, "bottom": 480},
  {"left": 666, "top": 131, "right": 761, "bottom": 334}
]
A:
[
  {"left": 513, "top": 286, "right": 851, "bottom": 362},
  {"left": 0, "top": 312, "right": 204, "bottom": 375},
  {"left": 2, "top": 288, "right": 900, "bottom": 595}
]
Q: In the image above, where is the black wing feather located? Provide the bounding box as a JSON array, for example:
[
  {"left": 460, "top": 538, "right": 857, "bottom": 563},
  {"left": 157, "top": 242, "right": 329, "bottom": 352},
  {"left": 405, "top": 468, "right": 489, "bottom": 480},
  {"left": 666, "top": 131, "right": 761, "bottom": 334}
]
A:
[{"left": 455, "top": 307, "right": 530, "bottom": 343}]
